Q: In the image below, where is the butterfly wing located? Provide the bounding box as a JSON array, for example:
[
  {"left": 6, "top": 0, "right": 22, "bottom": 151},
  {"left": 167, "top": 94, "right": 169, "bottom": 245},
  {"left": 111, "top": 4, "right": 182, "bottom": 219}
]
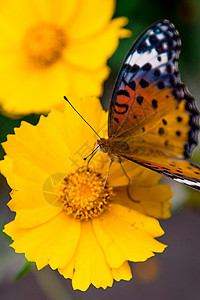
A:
[
  {"left": 108, "top": 19, "right": 199, "bottom": 159},
  {"left": 107, "top": 19, "right": 200, "bottom": 190},
  {"left": 132, "top": 87, "right": 199, "bottom": 159},
  {"left": 121, "top": 153, "right": 200, "bottom": 191},
  {"left": 110, "top": 135, "right": 200, "bottom": 190}
]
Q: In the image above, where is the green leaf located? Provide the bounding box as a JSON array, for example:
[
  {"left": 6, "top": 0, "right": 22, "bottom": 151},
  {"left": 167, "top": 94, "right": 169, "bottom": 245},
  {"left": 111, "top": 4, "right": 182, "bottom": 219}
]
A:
[{"left": 14, "top": 261, "right": 34, "bottom": 281}]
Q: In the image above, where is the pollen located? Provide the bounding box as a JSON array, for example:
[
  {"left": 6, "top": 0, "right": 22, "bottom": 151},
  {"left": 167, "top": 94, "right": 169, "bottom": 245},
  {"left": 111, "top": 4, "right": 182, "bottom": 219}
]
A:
[
  {"left": 58, "top": 166, "right": 114, "bottom": 220},
  {"left": 23, "top": 23, "right": 67, "bottom": 68}
]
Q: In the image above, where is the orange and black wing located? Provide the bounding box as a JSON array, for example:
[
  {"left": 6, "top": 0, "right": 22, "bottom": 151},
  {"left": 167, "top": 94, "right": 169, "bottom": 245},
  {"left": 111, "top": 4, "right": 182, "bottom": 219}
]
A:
[
  {"left": 122, "top": 153, "right": 200, "bottom": 191},
  {"left": 108, "top": 20, "right": 199, "bottom": 159}
]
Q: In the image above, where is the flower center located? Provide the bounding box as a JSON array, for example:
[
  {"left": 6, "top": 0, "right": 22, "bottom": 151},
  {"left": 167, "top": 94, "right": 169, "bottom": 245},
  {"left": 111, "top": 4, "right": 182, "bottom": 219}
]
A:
[
  {"left": 58, "top": 166, "right": 113, "bottom": 220},
  {"left": 23, "top": 23, "right": 67, "bottom": 68}
]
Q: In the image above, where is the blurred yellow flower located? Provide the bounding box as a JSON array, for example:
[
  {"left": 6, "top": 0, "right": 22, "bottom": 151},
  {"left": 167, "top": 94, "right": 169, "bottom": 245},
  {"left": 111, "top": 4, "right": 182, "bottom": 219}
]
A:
[
  {"left": 0, "top": 96, "right": 173, "bottom": 291},
  {"left": 0, "top": 0, "right": 130, "bottom": 115}
]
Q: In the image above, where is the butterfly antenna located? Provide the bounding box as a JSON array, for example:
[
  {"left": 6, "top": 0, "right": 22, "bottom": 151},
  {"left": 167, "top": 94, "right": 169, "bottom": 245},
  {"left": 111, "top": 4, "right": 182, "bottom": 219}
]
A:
[
  {"left": 83, "top": 146, "right": 99, "bottom": 161},
  {"left": 64, "top": 96, "right": 102, "bottom": 139}
]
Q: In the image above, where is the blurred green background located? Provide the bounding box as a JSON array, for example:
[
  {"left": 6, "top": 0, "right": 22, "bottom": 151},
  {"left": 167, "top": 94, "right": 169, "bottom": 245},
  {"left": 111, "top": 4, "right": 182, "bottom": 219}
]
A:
[{"left": 1, "top": 0, "right": 200, "bottom": 299}]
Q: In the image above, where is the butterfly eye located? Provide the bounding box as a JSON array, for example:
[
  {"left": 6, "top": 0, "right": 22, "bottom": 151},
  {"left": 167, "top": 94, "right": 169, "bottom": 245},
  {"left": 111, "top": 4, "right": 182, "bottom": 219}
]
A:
[{"left": 96, "top": 138, "right": 110, "bottom": 154}]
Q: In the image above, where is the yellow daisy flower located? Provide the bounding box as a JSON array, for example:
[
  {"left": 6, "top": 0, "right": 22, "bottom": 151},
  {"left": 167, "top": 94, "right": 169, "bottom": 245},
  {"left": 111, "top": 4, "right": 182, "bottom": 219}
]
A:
[
  {"left": 0, "top": 96, "right": 173, "bottom": 291},
  {"left": 0, "top": 0, "right": 130, "bottom": 115}
]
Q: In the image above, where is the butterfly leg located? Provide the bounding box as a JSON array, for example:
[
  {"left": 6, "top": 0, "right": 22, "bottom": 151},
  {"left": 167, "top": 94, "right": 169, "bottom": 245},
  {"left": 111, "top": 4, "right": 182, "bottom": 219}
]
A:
[
  {"left": 89, "top": 159, "right": 113, "bottom": 202},
  {"left": 103, "top": 159, "right": 113, "bottom": 189},
  {"left": 119, "top": 162, "right": 140, "bottom": 203}
]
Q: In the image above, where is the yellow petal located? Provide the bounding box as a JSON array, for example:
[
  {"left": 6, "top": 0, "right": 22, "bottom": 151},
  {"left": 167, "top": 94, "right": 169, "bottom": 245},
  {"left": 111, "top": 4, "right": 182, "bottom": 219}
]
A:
[
  {"left": 58, "top": 257, "right": 75, "bottom": 280},
  {"left": 67, "top": 0, "right": 115, "bottom": 39},
  {"left": 65, "top": 17, "right": 130, "bottom": 70},
  {"left": 112, "top": 261, "right": 132, "bottom": 282},
  {"left": 31, "top": 0, "right": 79, "bottom": 25},
  {"left": 0, "top": 1, "right": 41, "bottom": 33},
  {"left": 0, "top": 0, "right": 78, "bottom": 30},
  {"left": 1, "top": 110, "right": 75, "bottom": 187},
  {"left": 73, "top": 221, "right": 114, "bottom": 290},
  {"left": 114, "top": 183, "right": 173, "bottom": 219},
  {"left": 4, "top": 213, "right": 81, "bottom": 270},
  {"left": 131, "top": 167, "right": 163, "bottom": 187},
  {"left": 14, "top": 206, "right": 62, "bottom": 228},
  {"left": 93, "top": 204, "right": 166, "bottom": 268},
  {"left": 131, "top": 184, "right": 173, "bottom": 219},
  {"left": 0, "top": 59, "right": 70, "bottom": 114},
  {"left": 9, "top": 188, "right": 48, "bottom": 211},
  {"left": 60, "top": 221, "right": 114, "bottom": 291},
  {"left": 12, "top": 158, "right": 48, "bottom": 186},
  {"left": 110, "top": 204, "right": 165, "bottom": 237},
  {"left": 65, "top": 65, "right": 110, "bottom": 98},
  {"left": 0, "top": 0, "right": 129, "bottom": 115}
]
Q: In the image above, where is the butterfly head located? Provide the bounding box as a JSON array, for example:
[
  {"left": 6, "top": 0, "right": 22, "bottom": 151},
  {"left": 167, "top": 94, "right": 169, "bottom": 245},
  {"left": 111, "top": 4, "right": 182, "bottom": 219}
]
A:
[
  {"left": 96, "top": 138, "right": 130, "bottom": 162},
  {"left": 96, "top": 138, "right": 110, "bottom": 154},
  {"left": 96, "top": 138, "right": 120, "bottom": 162}
]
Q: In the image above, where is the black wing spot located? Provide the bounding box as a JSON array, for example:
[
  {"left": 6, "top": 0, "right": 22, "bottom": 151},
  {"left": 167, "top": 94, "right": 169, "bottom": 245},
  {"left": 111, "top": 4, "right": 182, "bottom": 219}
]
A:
[
  {"left": 167, "top": 64, "right": 172, "bottom": 74},
  {"left": 172, "top": 89, "right": 179, "bottom": 100},
  {"left": 169, "top": 163, "right": 176, "bottom": 167},
  {"left": 177, "top": 116, "right": 182, "bottom": 122},
  {"left": 165, "top": 140, "right": 169, "bottom": 146},
  {"left": 142, "top": 63, "right": 152, "bottom": 71},
  {"left": 162, "top": 167, "right": 171, "bottom": 171},
  {"left": 176, "top": 130, "right": 181, "bottom": 136},
  {"left": 152, "top": 99, "right": 158, "bottom": 109},
  {"left": 174, "top": 71, "right": 179, "bottom": 77},
  {"left": 157, "top": 81, "right": 165, "bottom": 89},
  {"left": 114, "top": 117, "right": 119, "bottom": 123},
  {"left": 154, "top": 69, "right": 160, "bottom": 77},
  {"left": 158, "top": 128, "right": 165, "bottom": 135},
  {"left": 149, "top": 35, "right": 158, "bottom": 44},
  {"left": 156, "top": 43, "right": 164, "bottom": 54},
  {"left": 114, "top": 102, "right": 129, "bottom": 114},
  {"left": 168, "top": 51, "right": 172, "bottom": 60},
  {"left": 175, "top": 45, "right": 181, "bottom": 51},
  {"left": 117, "top": 90, "right": 130, "bottom": 97},
  {"left": 169, "top": 76, "right": 176, "bottom": 87},
  {"left": 176, "top": 169, "right": 183, "bottom": 173},
  {"left": 128, "top": 81, "right": 136, "bottom": 91},
  {"left": 130, "top": 64, "right": 140, "bottom": 72},
  {"left": 136, "top": 96, "right": 144, "bottom": 105},
  {"left": 167, "top": 39, "right": 173, "bottom": 50},
  {"left": 139, "top": 78, "right": 149, "bottom": 88},
  {"left": 162, "top": 119, "right": 167, "bottom": 125}
]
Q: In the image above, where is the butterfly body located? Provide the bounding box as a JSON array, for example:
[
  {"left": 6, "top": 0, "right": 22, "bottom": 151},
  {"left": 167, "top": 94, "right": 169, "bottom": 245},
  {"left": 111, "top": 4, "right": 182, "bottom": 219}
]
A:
[
  {"left": 99, "top": 20, "right": 200, "bottom": 191},
  {"left": 97, "top": 137, "right": 167, "bottom": 161}
]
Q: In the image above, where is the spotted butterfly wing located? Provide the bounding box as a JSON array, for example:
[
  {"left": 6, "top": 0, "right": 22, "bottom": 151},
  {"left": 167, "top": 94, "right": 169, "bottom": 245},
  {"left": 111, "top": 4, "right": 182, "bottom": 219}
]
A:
[{"left": 108, "top": 20, "right": 200, "bottom": 190}]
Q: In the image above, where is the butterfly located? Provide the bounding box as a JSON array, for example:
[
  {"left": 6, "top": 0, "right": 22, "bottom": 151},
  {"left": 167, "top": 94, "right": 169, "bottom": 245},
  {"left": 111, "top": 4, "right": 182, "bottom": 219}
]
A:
[{"left": 97, "top": 19, "right": 200, "bottom": 191}]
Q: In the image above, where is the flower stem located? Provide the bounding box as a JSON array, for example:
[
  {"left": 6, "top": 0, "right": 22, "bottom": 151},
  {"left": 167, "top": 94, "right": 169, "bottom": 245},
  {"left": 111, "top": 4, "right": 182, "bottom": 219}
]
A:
[{"left": 34, "top": 267, "right": 73, "bottom": 300}]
